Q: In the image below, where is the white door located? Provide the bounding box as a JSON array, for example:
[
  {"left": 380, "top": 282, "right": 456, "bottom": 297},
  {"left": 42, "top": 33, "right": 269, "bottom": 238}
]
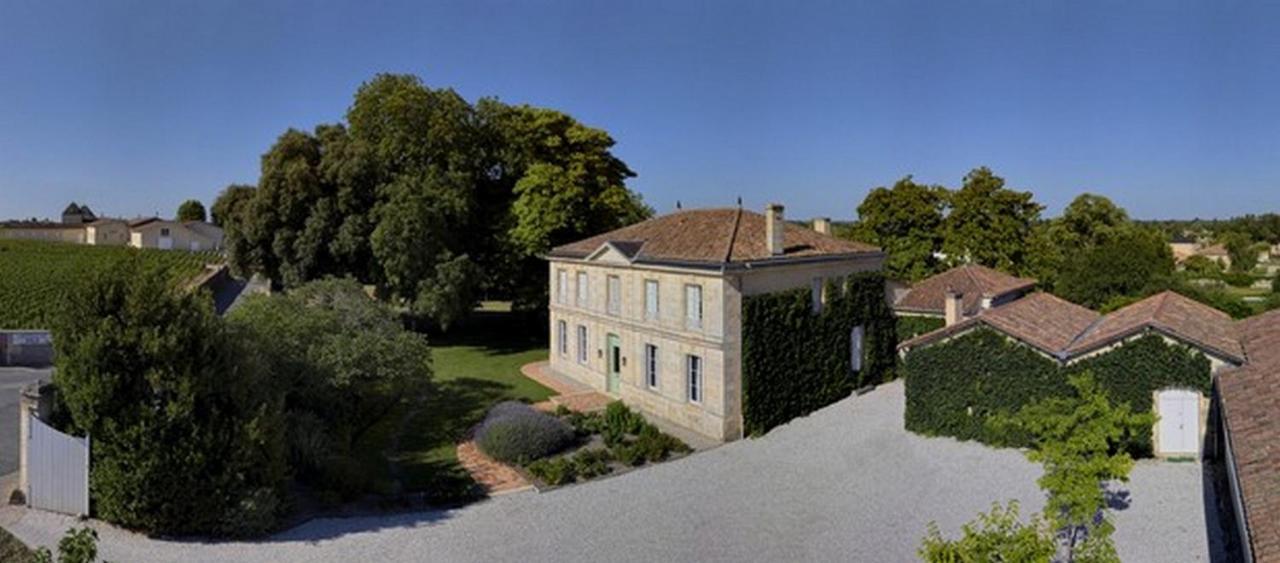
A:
[
  {"left": 159, "top": 236, "right": 173, "bottom": 250},
  {"left": 190, "top": 240, "right": 201, "bottom": 251},
  {"left": 1157, "top": 389, "right": 1200, "bottom": 456}
]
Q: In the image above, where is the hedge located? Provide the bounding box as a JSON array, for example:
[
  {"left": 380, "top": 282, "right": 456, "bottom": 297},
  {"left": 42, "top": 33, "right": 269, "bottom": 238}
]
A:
[
  {"left": 896, "top": 315, "right": 945, "bottom": 342},
  {"left": 741, "top": 272, "right": 898, "bottom": 436},
  {"left": 903, "top": 328, "right": 1211, "bottom": 457}
]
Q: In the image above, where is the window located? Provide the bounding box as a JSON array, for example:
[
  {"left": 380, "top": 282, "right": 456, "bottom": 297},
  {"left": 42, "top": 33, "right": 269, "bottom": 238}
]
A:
[
  {"left": 558, "top": 321, "right": 568, "bottom": 356},
  {"left": 850, "top": 325, "right": 864, "bottom": 372},
  {"left": 811, "top": 277, "right": 824, "bottom": 313},
  {"left": 577, "top": 325, "right": 588, "bottom": 364},
  {"left": 607, "top": 275, "right": 621, "bottom": 316},
  {"left": 160, "top": 227, "right": 171, "bottom": 237},
  {"left": 576, "top": 272, "right": 589, "bottom": 308},
  {"left": 644, "top": 279, "right": 659, "bottom": 320},
  {"left": 556, "top": 270, "right": 568, "bottom": 304},
  {"left": 644, "top": 344, "right": 659, "bottom": 389},
  {"left": 685, "top": 284, "right": 703, "bottom": 329},
  {"left": 686, "top": 354, "right": 703, "bottom": 403}
]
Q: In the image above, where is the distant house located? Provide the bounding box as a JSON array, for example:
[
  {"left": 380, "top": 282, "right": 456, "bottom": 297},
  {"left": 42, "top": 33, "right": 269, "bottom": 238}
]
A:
[
  {"left": 1197, "top": 243, "right": 1232, "bottom": 269},
  {"left": 1, "top": 202, "right": 222, "bottom": 252},
  {"left": 127, "top": 218, "right": 224, "bottom": 251},
  {"left": 893, "top": 265, "right": 1036, "bottom": 326},
  {"left": 1169, "top": 233, "right": 1200, "bottom": 262},
  {"left": 545, "top": 204, "right": 886, "bottom": 441}
]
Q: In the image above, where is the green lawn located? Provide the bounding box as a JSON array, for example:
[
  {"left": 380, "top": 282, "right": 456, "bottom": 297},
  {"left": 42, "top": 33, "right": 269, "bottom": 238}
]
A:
[{"left": 385, "top": 307, "right": 553, "bottom": 499}]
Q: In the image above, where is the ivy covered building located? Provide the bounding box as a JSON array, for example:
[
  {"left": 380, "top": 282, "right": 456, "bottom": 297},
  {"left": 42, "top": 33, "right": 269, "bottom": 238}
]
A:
[
  {"left": 544, "top": 204, "right": 898, "bottom": 441},
  {"left": 900, "top": 289, "right": 1248, "bottom": 458}
]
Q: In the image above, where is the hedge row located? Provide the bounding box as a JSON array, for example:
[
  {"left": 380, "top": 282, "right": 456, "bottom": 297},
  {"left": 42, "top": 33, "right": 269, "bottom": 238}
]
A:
[
  {"left": 741, "top": 272, "right": 897, "bottom": 436},
  {"left": 896, "top": 315, "right": 945, "bottom": 342},
  {"left": 903, "top": 328, "right": 1211, "bottom": 457}
]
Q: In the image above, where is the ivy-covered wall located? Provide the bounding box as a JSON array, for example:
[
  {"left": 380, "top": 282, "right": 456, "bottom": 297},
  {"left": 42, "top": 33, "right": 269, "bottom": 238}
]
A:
[
  {"left": 903, "top": 328, "right": 1212, "bottom": 456},
  {"left": 896, "top": 315, "right": 945, "bottom": 342},
  {"left": 741, "top": 272, "right": 897, "bottom": 436}
]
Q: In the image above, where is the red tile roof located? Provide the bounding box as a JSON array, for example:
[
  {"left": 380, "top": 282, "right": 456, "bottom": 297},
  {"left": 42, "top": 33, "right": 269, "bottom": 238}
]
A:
[
  {"left": 547, "top": 208, "right": 880, "bottom": 267},
  {"left": 1064, "top": 291, "right": 1244, "bottom": 362},
  {"left": 900, "top": 291, "right": 1097, "bottom": 356},
  {"left": 1219, "top": 361, "right": 1280, "bottom": 562},
  {"left": 894, "top": 265, "right": 1036, "bottom": 316}
]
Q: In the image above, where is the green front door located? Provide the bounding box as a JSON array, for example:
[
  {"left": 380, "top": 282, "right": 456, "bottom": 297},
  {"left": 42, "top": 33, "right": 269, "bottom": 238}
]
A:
[{"left": 606, "top": 334, "right": 621, "bottom": 394}]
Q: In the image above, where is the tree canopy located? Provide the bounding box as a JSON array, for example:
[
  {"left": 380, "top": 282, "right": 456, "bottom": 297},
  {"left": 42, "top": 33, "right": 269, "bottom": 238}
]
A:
[
  {"left": 1055, "top": 227, "right": 1174, "bottom": 309},
  {"left": 940, "top": 167, "right": 1044, "bottom": 275},
  {"left": 219, "top": 74, "right": 651, "bottom": 327},
  {"left": 850, "top": 176, "right": 947, "bottom": 282},
  {"left": 176, "top": 199, "right": 207, "bottom": 222}
]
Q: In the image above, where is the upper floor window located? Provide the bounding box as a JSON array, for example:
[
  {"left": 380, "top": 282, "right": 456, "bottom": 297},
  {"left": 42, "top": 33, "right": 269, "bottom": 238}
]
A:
[
  {"left": 556, "top": 270, "right": 568, "bottom": 304},
  {"left": 686, "top": 354, "right": 703, "bottom": 403},
  {"left": 576, "top": 272, "right": 589, "bottom": 308},
  {"left": 607, "top": 275, "right": 621, "bottom": 316},
  {"left": 558, "top": 321, "right": 568, "bottom": 356},
  {"left": 644, "top": 344, "right": 659, "bottom": 389},
  {"left": 685, "top": 284, "right": 703, "bottom": 329},
  {"left": 644, "top": 279, "right": 659, "bottom": 320}
]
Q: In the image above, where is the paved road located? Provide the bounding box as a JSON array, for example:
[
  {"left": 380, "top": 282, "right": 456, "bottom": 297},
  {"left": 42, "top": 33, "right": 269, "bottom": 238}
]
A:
[
  {"left": 0, "top": 380, "right": 1224, "bottom": 562},
  {"left": 0, "top": 368, "right": 50, "bottom": 476}
]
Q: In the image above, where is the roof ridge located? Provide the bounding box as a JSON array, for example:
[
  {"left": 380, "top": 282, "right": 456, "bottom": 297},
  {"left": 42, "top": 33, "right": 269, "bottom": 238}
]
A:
[
  {"left": 1150, "top": 290, "right": 1172, "bottom": 324},
  {"left": 722, "top": 206, "right": 743, "bottom": 264}
]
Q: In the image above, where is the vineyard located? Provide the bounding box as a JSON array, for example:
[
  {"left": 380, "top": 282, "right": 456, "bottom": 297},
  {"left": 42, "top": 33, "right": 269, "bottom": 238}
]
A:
[{"left": 0, "top": 239, "right": 218, "bottom": 329}]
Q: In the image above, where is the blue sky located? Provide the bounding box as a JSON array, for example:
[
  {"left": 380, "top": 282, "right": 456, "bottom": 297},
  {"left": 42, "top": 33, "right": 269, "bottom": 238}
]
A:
[{"left": 2, "top": 0, "right": 1278, "bottom": 222}]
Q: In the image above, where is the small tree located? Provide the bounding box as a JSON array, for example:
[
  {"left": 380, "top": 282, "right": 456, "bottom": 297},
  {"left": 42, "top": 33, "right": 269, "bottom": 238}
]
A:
[
  {"left": 33, "top": 528, "right": 101, "bottom": 563},
  {"left": 176, "top": 199, "right": 207, "bottom": 222},
  {"left": 53, "top": 257, "right": 286, "bottom": 535},
  {"left": 920, "top": 501, "right": 1056, "bottom": 563},
  {"left": 922, "top": 373, "right": 1153, "bottom": 563}
]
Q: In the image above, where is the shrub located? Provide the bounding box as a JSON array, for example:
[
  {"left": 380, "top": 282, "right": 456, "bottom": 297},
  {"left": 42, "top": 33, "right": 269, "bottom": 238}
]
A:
[
  {"left": 52, "top": 258, "right": 287, "bottom": 536},
  {"left": 634, "top": 425, "right": 691, "bottom": 462},
  {"left": 1222, "top": 271, "right": 1254, "bottom": 288},
  {"left": 218, "top": 487, "right": 283, "bottom": 538},
  {"left": 317, "top": 455, "right": 370, "bottom": 501},
  {"left": 475, "top": 403, "right": 575, "bottom": 464},
  {"left": 601, "top": 401, "right": 645, "bottom": 445},
  {"left": 525, "top": 457, "right": 576, "bottom": 486},
  {"left": 33, "top": 527, "right": 100, "bottom": 563},
  {"left": 611, "top": 443, "right": 644, "bottom": 466},
  {"left": 570, "top": 449, "right": 613, "bottom": 479}
]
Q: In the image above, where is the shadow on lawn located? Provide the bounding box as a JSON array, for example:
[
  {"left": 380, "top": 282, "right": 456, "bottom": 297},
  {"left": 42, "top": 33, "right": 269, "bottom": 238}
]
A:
[
  {"left": 414, "top": 309, "right": 546, "bottom": 355},
  {"left": 394, "top": 377, "right": 513, "bottom": 492}
]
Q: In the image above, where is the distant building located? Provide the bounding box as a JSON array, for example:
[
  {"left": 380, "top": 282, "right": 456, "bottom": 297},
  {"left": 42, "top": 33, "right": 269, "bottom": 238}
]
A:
[
  {"left": 1, "top": 202, "right": 222, "bottom": 252},
  {"left": 893, "top": 265, "right": 1036, "bottom": 326}
]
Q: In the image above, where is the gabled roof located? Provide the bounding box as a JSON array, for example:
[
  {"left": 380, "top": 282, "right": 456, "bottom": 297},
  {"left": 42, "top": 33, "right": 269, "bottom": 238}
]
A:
[
  {"left": 547, "top": 208, "right": 880, "bottom": 267},
  {"left": 894, "top": 265, "right": 1036, "bottom": 316},
  {"left": 1064, "top": 291, "right": 1244, "bottom": 362},
  {"left": 1218, "top": 361, "right": 1280, "bottom": 562},
  {"left": 902, "top": 290, "right": 1246, "bottom": 364},
  {"left": 128, "top": 217, "right": 162, "bottom": 228},
  {"left": 62, "top": 202, "right": 82, "bottom": 215},
  {"left": 900, "top": 292, "right": 1097, "bottom": 356}
]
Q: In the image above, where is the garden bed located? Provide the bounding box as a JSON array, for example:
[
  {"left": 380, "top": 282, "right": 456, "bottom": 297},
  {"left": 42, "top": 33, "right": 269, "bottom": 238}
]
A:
[{"left": 518, "top": 403, "right": 692, "bottom": 489}]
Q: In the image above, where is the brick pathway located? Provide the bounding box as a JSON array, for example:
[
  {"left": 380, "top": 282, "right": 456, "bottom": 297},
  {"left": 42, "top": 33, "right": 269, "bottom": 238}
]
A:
[{"left": 456, "top": 361, "right": 612, "bottom": 495}]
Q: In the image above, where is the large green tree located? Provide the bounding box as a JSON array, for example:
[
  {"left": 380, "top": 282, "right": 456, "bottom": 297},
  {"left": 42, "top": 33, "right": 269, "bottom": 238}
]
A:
[
  {"left": 851, "top": 176, "right": 948, "bottom": 282},
  {"left": 940, "top": 167, "right": 1044, "bottom": 275},
  {"left": 220, "top": 74, "right": 649, "bottom": 327},
  {"left": 1056, "top": 227, "right": 1174, "bottom": 309}
]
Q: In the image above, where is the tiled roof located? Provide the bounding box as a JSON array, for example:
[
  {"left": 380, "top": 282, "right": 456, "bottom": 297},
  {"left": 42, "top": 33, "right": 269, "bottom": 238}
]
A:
[
  {"left": 902, "top": 290, "right": 1244, "bottom": 364},
  {"left": 894, "top": 265, "right": 1036, "bottom": 316},
  {"left": 899, "top": 291, "right": 1097, "bottom": 355},
  {"left": 547, "top": 208, "right": 880, "bottom": 266},
  {"left": 1219, "top": 361, "right": 1280, "bottom": 562},
  {"left": 1199, "top": 244, "right": 1230, "bottom": 256},
  {"left": 1064, "top": 291, "right": 1244, "bottom": 362},
  {"left": 0, "top": 220, "right": 82, "bottom": 230},
  {"left": 128, "top": 217, "right": 161, "bottom": 228}
]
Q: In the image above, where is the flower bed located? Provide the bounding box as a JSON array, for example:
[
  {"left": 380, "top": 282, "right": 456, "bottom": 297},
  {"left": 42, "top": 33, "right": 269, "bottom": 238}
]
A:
[{"left": 522, "top": 402, "right": 692, "bottom": 488}]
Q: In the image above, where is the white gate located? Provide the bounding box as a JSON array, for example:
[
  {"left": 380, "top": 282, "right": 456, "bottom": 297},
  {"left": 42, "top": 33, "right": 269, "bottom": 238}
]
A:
[{"left": 27, "top": 413, "right": 90, "bottom": 516}]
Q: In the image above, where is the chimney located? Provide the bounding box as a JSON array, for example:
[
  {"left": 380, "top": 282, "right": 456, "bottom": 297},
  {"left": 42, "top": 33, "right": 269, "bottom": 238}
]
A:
[
  {"left": 812, "top": 217, "right": 832, "bottom": 235},
  {"left": 944, "top": 288, "right": 964, "bottom": 327},
  {"left": 766, "top": 203, "right": 785, "bottom": 255}
]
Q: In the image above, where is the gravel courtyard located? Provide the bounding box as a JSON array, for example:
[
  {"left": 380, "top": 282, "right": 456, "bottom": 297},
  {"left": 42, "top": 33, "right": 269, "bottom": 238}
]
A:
[{"left": 0, "top": 380, "right": 1222, "bottom": 562}]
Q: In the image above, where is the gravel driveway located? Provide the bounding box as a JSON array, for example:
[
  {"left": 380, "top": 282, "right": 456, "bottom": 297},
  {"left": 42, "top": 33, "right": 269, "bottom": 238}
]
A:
[{"left": 0, "top": 380, "right": 1222, "bottom": 562}]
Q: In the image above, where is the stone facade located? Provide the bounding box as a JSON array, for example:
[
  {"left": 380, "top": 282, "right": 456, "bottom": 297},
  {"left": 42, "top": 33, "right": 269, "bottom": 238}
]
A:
[{"left": 547, "top": 253, "right": 882, "bottom": 442}]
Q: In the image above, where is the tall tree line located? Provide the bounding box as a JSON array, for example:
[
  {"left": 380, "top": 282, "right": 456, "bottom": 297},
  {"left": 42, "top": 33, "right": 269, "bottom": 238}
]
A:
[{"left": 215, "top": 74, "right": 651, "bottom": 328}]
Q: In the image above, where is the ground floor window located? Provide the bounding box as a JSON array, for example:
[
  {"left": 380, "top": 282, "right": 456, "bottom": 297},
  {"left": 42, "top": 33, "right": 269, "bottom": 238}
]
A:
[
  {"left": 577, "top": 325, "right": 588, "bottom": 364},
  {"left": 644, "top": 344, "right": 659, "bottom": 389},
  {"left": 686, "top": 354, "right": 702, "bottom": 403},
  {"left": 558, "top": 320, "right": 568, "bottom": 356}
]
